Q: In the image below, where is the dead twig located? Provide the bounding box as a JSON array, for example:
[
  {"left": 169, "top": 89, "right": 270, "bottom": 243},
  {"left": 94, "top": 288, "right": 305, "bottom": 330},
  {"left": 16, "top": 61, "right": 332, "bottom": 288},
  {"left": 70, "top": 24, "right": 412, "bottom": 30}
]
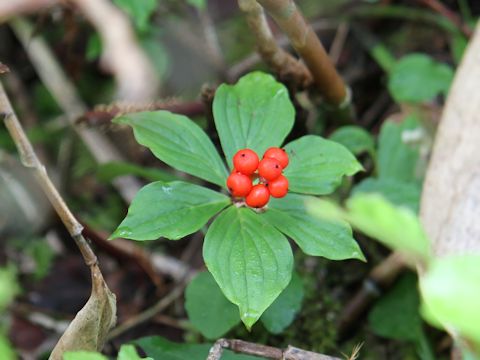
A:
[
  {"left": 70, "top": 0, "right": 159, "bottom": 101},
  {"left": 206, "top": 339, "right": 342, "bottom": 360},
  {"left": 0, "top": 0, "right": 58, "bottom": 21},
  {"left": 255, "top": 0, "right": 349, "bottom": 107},
  {"left": 238, "top": 0, "right": 312, "bottom": 88},
  {"left": 78, "top": 100, "right": 205, "bottom": 126}
]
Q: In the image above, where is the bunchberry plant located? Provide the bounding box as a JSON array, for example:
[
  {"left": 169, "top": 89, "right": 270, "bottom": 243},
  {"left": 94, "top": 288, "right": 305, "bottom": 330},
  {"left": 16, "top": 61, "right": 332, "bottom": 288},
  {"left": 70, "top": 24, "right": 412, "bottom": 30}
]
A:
[{"left": 110, "top": 72, "right": 365, "bottom": 328}]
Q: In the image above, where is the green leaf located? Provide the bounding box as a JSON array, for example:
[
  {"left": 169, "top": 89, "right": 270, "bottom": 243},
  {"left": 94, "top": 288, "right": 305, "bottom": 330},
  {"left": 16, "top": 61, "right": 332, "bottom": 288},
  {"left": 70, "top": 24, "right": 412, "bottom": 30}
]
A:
[
  {"left": 261, "top": 194, "right": 365, "bottom": 261},
  {"left": 0, "top": 335, "right": 16, "bottom": 360},
  {"left": 63, "top": 352, "right": 107, "bottom": 360},
  {"left": 118, "top": 344, "right": 153, "bottom": 360},
  {"left": 86, "top": 33, "right": 102, "bottom": 61},
  {"left": 111, "top": 181, "right": 230, "bottom": 241},
  {"left": 377, "top": 115, "right": 422, "bottom": 183},
  {"left": 185, "top": 271, "right": 240, "bottom": 339},
  {"left": 0, "top": 266, "right": 19, "bottom": 311},
  {"left": 203, "top": 206, "right": 293, "bottom": 329},
  {"left": 213, "top": 72, "right": 295, "bottom": 168},
  {"left": 369, "top": 273, "right": 422, "bottom": 341},
  {"left": 283, "top": 135, "right": 363, "bottom": 195},
  {"left": 115, "top": 111, "right": 228, "bottom": 187},
  {"left": 140, "top": 36, "right": 170, "bottom": 78},
  {"left": 353, "top": 178, "right": 421, "bottom": 213},
  {"left": 345, "top": 193, "right": 431, "bottom": 260},
  {"left": 388, "top": 53, "right": 454, "bottom": 103},
  {"left": 135, "top": 336, "right": 262, "bottom": 360},
  {"left": 260, "top": 272, "right": 304, "bottom": 334},
  {"left": 96, "top": 161, "right": 179, "bottom": 183},
  {"left": 329, "top": 126, "right": 375, "bottom": 157},
  {"left": 450, "top": 33, "right": 468, "bottom": 64},
  {"left": 420, "top": 255, "right": 480, "bottom": 343},
  {"left": 187, "top": 0, "right": 206, "bottom": 10},
  {"left": 113, "top": 0, "right": 157, "bottom": 32}
]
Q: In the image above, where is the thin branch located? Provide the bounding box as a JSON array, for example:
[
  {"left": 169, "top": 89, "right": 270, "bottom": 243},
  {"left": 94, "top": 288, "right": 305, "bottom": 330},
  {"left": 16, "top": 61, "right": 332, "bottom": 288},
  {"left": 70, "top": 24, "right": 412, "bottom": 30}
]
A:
[
  {"left": 78, "top": 100, "right": 205, "bottom": 126},
  {"left": 0, "top": 81, "right": 96, "bottom": 267},
  {"left": 10, "top": 17, "right": 143, "bottom": 203},
  {"left": 255, "top": 0, "right": 349, "bottom": 107},
  {"left": 0, "top": 0, "right": 58, "bottom": 21},
  {"left": 69, "top": 0, "right": 159, "bottom": 101},
  {"left": 206, "top": 339, "right": 342, "bottom": 360},
  {"left": 238, "top": 0, "right": 312, "bottom": 88}
]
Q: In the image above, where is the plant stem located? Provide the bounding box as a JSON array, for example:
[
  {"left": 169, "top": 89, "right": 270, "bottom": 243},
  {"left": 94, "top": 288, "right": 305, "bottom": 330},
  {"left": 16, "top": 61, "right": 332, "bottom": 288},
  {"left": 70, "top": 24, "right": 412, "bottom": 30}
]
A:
[
  {"left": 206, "top": 338, "right": 342, "bottom": 360},
  {"left": 0, "top": 81, "right": 97, "bottom": 267},
  {"left": 256, "top": 0, "right": 349, "bottom": 107},
  {"left": 238, "top": 0, "right": 312, "bottom": 88}
]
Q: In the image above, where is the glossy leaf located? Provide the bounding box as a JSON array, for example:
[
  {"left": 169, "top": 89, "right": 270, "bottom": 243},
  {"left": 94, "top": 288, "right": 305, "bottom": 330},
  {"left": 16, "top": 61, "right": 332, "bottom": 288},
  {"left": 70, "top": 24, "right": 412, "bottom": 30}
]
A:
[
  {"left": 329, "top": 126, "right": 375, "bottom": 157},
  {"left": 185, "top": 271, "right": 240, "bottom": 339},
  {"left": 260, "top": 272, "right": 304, "bottom": 334},
  {"left": 388, "top": 53, "right": 454, "bottom": 103},
  {"left": 111, "top": 181, "right": 230, "bottom": 241},
  {"left": 377, "top": 115, "right": 422, "bottom": 183},
  {"left": 213, "top": 72, "right": 294, "bottom": 168},
  {"left": 203, "top": 206, "right": 293, "bottom": 328},
  {"left": 420, "top": 255, "right": 480, "bottom": 343},
  {"left": 283, "top": 135, "right": 363, "bottom": 195},
  {"left": 261, "top": 194, "right": 365, "bottom": 261},
  {"left": 135, "top": 336, "right": 261, "bottom": 360},
  {"left": 345, "top": 193, "right": 431, "bottom": 260},
  {"left": 353, "top": 177, "right": 421, "bottom": 213},
  {"left": 115, "top": 111, "right": 228, "bottom": 187}
]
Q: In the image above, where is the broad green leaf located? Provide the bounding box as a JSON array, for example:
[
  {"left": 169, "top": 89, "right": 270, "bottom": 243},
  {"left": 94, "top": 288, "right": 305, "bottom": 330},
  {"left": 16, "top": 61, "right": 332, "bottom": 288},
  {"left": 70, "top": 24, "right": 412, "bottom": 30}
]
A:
[
  {"left": 329, "top": 126, "right": 375, "bottom": 157},
  {"left": 0, "top": 266, "right": 18, "bottom": 311},
  {"left": 353, "top": 178, "right": 421, "bottom": 213},
  {"left": 185, "top": 271, "right": 240, "bottom": 339},
  {"left": 213, "top": 72, "right": 295, "bottom": 168},
  {"left": 203, "top": 206, "right": 293, "bottom": 328},
  {"left": 96, "top": 161, "right": 179, "bottom": 184},
  {"left": 135, "top": 336, "right": 262, "bottom": 360},
  {"left": 369, "top": 273, "right": 422, "bottom": 341},
  {"left": 388, "top": 53, "right": 454, "bottom": 103},
  {"left": 0, "top": 335, "right": 16, "bottom": 360},
  {"left": 283, "top": 135, "right": 363, "bottom": 195},
  {"left": 115, "top": 111, "right": 228, "bottom": 187},
  {"left": 260, "top": 272, "right": 304, "bottom": 334},
  {"left": 377, "top": 115, "right": 422, "bottom": 183},
  {"left": 113, "top": 0, "right": 157, "bottom": 32},
  {"left": 63, "top": 352, "right": 107, "bottom": 360},
  {"left": 118, "top": 344, "right": 153, "bottom": 360},
  {"left": 261, "top": 194, "right": 365, "bottom": 261},
  {"left": 111, "top": 181, "right": 229, "bottom": 241},
  {"left": 345, "top": 193, "right": 431, "bottom": 260},
  {"left": 420, "top": 255, "right": 480, "bottom": 343}
]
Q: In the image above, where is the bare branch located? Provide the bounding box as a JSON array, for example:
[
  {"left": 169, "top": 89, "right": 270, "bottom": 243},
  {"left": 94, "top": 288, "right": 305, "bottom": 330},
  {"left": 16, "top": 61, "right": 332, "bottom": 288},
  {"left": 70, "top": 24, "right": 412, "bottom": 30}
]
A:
[
  {"left": 69, "top": 0, "right": 159, "bottom": 101},
  {"left": 238, "top": 0, "right": 312, "bottom": 88},
  {"left": 0, "top": 0, "right": 58, "bottom": 21},
  {"left": 255, "top": 0, "right": 348, "bottom": 107},
  {"left": 206, "top": 338, "right": 342, "bottom": 360}
]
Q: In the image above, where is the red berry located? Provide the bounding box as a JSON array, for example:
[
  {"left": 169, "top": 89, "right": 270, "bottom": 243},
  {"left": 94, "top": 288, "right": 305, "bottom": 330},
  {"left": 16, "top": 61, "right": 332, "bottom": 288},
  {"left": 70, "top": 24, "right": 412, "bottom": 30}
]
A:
[
  {"left": 245, "top": 184, "right": 270, "bottom": 208},
  {"left": 233, "top": 149, "right": 259, "bottom": 175},
  {"left": 267, "top": 175, "right": 289, "bottom": 198},
  {"left": 227, "top": 172, "right": 252, "bottom": 197},
  {"left": 263, "top": 147, "right": 289, "bottom": 169},
  {"left": 258, "top": 158, "right": 282, "bottom": 181}
]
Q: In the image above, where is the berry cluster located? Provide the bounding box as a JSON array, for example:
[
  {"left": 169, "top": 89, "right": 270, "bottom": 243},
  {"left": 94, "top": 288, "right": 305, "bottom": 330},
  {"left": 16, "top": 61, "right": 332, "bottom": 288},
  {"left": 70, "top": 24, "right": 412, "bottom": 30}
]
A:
[{"left": 227, "top": 147, "right": 289, "bottom": 208}]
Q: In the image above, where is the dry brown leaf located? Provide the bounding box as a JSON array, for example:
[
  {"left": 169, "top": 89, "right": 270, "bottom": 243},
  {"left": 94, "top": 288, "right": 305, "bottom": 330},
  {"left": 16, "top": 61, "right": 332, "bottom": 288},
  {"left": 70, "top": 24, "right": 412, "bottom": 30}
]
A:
[{"left": 49, "top": 264, "right": 116, "bottom": 359}]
